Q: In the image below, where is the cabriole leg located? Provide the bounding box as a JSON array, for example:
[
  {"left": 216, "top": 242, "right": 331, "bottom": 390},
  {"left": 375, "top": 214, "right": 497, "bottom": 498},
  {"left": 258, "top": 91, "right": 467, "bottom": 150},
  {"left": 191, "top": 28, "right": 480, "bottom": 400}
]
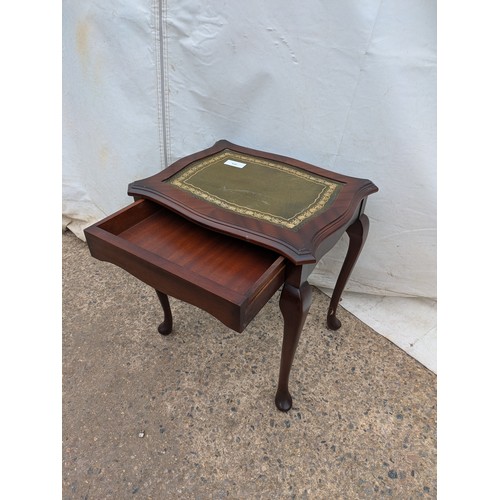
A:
[
  {"left": 327, "top": 214, "right": 369, "bottom": 330},
  {"left": 155, "top": 290, "right": 173, "bottom": 335},
  {"left": 275, "top": 282, "right": 312, "bottom": 412}
]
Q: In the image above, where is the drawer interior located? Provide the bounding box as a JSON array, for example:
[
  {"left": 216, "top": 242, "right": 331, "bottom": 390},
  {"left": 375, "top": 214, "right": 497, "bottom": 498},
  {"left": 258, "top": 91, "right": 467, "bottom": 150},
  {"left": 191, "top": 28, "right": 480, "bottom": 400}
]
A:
[{"left": 94, "top": 199, "right": 286, "bottom": 300}]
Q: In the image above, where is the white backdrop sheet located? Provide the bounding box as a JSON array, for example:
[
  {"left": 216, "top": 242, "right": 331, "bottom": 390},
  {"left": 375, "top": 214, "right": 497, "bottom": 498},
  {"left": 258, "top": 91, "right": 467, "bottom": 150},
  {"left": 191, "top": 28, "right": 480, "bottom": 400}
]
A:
[{"left": 63, "top": 0, "right": 436, "bottom": 301}]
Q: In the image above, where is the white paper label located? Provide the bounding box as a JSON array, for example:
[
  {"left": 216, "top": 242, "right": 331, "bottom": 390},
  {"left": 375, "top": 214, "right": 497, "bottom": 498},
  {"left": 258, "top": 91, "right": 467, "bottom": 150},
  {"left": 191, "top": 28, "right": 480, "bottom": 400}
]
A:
[{"left": 224, "top": 159, "right": 247, "bottom": 168}]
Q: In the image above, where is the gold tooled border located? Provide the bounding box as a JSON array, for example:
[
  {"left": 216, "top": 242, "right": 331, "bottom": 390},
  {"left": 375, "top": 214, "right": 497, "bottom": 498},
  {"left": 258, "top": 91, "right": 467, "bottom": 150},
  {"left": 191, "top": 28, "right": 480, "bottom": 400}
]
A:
[{"left": 166, "top": 150, "right": 342, "bottom": 229}]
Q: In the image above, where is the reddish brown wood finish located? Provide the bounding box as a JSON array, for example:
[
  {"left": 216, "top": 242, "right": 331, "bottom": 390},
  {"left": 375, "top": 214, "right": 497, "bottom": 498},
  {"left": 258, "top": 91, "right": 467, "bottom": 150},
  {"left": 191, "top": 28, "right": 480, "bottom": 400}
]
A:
[
  {"left": 155, "top": 290, "right": 172, "bottom": 335},
  {"left": 85, "top": 199, "right": 286, "bottom": 333},
  {"left": 327, "top": 214, "right": 370, "bottom": 330},
  {"left": 128, "top": 140, "right": 378, "bottom": 265},
  {"left": 275, "top": 282, "right": 312, "bottom": 411}
]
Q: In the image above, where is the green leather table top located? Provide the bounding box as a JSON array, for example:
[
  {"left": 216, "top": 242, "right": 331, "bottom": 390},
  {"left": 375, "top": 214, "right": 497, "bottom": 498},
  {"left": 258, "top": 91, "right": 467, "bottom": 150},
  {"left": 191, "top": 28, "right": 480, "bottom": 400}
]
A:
[{"left": 165, "top": 150, "right": 343, "bottom": 229}]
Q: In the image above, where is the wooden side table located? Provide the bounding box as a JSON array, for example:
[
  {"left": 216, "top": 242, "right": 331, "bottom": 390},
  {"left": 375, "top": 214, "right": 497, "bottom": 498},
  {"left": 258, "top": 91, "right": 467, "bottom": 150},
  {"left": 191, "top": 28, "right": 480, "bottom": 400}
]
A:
[{"left": 84, "top": 140, "right": 378, "bottom": 411}]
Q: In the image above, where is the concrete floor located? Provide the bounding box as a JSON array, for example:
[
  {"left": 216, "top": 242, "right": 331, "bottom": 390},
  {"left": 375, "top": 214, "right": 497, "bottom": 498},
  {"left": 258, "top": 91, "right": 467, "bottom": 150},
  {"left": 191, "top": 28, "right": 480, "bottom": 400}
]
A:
[{"left": 62, "top": 230, "right": 436, "bottom": 499}]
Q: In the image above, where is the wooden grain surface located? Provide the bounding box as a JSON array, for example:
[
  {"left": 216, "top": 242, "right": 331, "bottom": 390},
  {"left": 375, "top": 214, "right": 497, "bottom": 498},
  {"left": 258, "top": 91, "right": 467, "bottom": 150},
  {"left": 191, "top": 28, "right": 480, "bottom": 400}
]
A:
[{"left": 128, "top": 140, "right": 379, "bottom": 264}]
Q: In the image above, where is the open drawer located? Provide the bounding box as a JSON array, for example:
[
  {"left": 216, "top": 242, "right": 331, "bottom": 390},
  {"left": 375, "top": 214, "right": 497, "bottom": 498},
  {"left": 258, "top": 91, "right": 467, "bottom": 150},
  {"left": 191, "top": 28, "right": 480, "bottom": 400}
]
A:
[{"left": 84, "top": 199, "right": 286, "bottom": 332}]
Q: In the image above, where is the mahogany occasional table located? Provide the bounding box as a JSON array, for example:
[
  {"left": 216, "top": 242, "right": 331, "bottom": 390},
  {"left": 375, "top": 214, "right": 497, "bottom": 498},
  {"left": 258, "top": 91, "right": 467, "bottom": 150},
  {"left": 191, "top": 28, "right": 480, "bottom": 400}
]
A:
[{"left": 84, "top": 140, "right": 378, "bottom": 411}]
